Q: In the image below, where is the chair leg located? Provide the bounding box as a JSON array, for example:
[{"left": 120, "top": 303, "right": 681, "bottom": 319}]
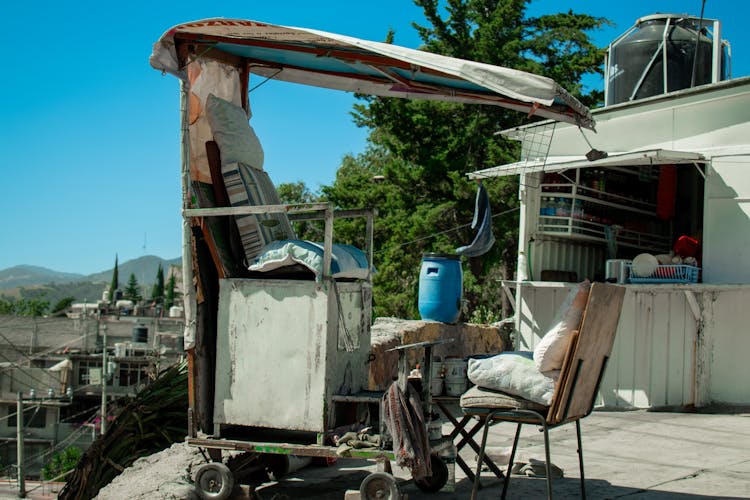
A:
[
  {"left": 501, "top": 422, "right": 522, "bottom": 500},
  {"left": 471, "top": 415, "right": 492, "bottom": 500},
  {"left": 541, "top": 422, "right": 553, "bottom": 500},
  {"left": 576, "top": 419, "right": 586, "bottom": 500}
]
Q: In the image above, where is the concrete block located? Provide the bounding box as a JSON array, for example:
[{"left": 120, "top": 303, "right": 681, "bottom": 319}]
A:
[{"left": 368, "top": 318, "right": 504, "bottom": 391}]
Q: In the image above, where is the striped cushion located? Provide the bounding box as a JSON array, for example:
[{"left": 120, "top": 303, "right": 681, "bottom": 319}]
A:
[
  {"left": 222, "top": 162, "right": 296, "bottom": 264},
  {"left": 460, "top": 385, "right": 547, "bottom": 411}
]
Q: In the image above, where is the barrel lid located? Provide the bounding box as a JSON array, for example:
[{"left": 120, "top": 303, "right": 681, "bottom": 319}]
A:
[{"left": 423, "top": 253, "right": 460, "bottom": 260}]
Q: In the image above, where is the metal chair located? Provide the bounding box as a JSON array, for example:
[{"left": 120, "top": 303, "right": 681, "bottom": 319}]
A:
[{"left": 462, "top": 283, "right": 626, "bottom": 500}]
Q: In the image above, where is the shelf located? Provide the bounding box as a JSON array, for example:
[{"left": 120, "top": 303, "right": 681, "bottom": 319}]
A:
[
  {"left": 537, "top": 216, "right": 672, "bottom": 253},
  {"left": 540, "top": 183, "right": 656, "bottom": 214}
]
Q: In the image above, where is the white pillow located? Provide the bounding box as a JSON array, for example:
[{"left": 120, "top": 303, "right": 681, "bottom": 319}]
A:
[
  {"left": 467, "top": 352, "right": 558, "bottom": 406},
  {"left": 205, "top": 93, "right": 264, "bottom": 170},
  {"left": 533, "top": 280, "right": 590, "bottom": 373}
]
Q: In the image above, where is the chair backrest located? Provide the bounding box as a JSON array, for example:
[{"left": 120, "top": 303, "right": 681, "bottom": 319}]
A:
[{"left": 547, "top": 283, "right": 626, "bottom": 424}]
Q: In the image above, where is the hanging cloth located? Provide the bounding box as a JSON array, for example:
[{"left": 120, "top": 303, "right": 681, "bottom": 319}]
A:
[
  {"left": 382, "top": 382, "right": 432, "bottom": 480},
  {"left": 456, "top": 183, "right": 496, "bottom": 257}
]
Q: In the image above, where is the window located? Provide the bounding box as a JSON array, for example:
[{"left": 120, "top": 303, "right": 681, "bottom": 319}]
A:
[
  {"left": 118, "top": 362, "right": 147, "bottom": 388},
  {"left": 77, "top": 360, "right": 101, "bottom": 386},
  {"left": 7, "top": 405, "right": 47, "bottom": 428}
]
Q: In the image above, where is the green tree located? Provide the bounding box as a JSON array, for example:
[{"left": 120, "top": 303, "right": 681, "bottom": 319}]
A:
[
  {"left": 51, "top": 296, "right": 75, "bottom": 314},
  {"left": 325, "top": 0, "right": 606, "bottom": 318},
  {"left": 109, "top": 254, "right": 119, "bottom": 304},
  {"left": 165, "top": 273, "right": 177, "bottom": 309},
  {"left": 0, "top": 295, "right": 50, "bottom": 317},
  {"left": 150, "top": 264, "right": 165, "bottom": 304},
  {"left": 277, "top": 181, "right": 322, "bottom": 240},
  {"left": 123, "top": 273, "right": 142, "bottom": 303},
  {"left": 42, "top": 446, "right": 82, "bottom": 480}
]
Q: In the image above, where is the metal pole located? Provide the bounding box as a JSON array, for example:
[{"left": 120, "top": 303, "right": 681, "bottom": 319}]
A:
[
  {"left": 16, "top": 392, "right": 25, "bottom": 498},
  {"left": 101, "top": 324, "right": 108, "bottom": 436}
]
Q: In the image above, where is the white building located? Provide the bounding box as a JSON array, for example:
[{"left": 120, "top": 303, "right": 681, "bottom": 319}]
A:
[{"left": 471, "top": 15, "right": 750, "bottom": 409}]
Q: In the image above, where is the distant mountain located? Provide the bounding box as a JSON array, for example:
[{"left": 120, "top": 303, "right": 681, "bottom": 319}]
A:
[
  {"left": 0, "top": 256, "right": 182, "bottom": 292},
  {"left": 0, "top": 265, "right": 84, "bottom": 290},
  {"left": 85, "top": 255, "right": 182, "bottom": 287}
]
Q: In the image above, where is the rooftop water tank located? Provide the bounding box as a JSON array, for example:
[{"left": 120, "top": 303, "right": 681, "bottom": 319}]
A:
[{"left": 605, "top": 14, "right": 730, "bottom": 106}]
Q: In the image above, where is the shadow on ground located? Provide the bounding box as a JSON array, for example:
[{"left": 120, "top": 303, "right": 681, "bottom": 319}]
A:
[{"left": 246, "top": 465, "right": 748, "bottom": 500}]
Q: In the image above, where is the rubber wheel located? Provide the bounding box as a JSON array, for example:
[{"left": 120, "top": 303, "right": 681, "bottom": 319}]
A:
[
  {"left": 360, "top": 471, "right": 402, "bottom": 499},
  {"left": 194, "top": 462, "right": 234, "bottom": 500},
  {"left": 415, "top": 455, "right": 449, "bottom": 493}
]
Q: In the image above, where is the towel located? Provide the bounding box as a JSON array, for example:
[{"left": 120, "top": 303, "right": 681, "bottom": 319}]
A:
[{"left": 456, "top": 184, "right": 495, "bottom": 257}]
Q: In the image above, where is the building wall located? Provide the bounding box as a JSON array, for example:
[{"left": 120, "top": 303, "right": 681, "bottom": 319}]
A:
[
  {"left": 703, "top": 155, "right": 750, "bottom": 283},
  {"left": 514, "top": 283, "right": 748, "bottom": 409}
]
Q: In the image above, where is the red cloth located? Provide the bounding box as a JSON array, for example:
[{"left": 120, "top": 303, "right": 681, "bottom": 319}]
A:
[{"left": 657, "top": 165, "right": 677, "bottom": 220}]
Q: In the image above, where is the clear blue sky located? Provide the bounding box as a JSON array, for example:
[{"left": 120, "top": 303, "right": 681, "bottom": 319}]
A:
[{"left": 1, "top": 1, "right": 748, "bottom": 275}]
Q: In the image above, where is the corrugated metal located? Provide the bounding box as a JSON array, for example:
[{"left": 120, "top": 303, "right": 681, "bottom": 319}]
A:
[
  {"left": 516, "top": 284, "right": 697, "bottom": 409},
  {"left": 706, "top": 288, "right": 750, "bottom": 403},
  {"left": 599, "top": 289, "right": 696, "bottom": 409},
  {"left": 530, "top": 238, "right": 604, "bottom": 283}
]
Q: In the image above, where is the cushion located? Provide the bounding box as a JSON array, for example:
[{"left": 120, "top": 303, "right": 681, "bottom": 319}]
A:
[
  {"left": 534, "top": 280, "right": 590, "bottom": 373},
  {"left": 460, "top": 385, "right": 547, "bottom": 411},
  {"left": 206, "top": 93, "right": 264, "bottom": 169},
  {"left": 221, "top": 163, "right": 296, "bottom": 263},
  {"left": 249, "top": 240, "right": 371, "bottom": 281},
  {"left": 467, "top": 352, "right": 558, "bottom": 406}
]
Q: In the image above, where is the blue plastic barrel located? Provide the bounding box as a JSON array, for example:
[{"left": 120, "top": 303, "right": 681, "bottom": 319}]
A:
[{"left": 418, "top": 253, "right": 462, "bottom": 323}]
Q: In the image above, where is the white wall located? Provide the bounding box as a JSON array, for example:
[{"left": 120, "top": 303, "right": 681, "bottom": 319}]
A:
[
  {"left": 514, "top": 284, "right": 749, "bottom": 409},
  {"left": 703, "top": 155, "right": 750, "bottom": 283}
]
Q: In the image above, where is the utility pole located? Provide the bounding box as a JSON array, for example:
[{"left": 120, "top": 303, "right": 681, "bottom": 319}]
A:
[
  {"left": 16, "top": 392, "right": 25, "bottom": 498},
  {"left": 100, "top": 324, "right": 108, "bottom": 436}
]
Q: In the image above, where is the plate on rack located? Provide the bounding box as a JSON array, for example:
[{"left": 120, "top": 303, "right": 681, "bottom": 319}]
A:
[{"left": 631, "top": 253, "right": 659, "bottom": 277}]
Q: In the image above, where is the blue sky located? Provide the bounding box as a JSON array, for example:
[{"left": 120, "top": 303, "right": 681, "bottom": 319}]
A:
[{"left": 1, "top": 1, "right": 748, "bottom": 275}]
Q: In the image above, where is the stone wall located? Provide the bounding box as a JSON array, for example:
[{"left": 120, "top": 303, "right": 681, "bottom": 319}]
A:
[{"left": 368, "top": 317, "right": 505, "bottom": 391}]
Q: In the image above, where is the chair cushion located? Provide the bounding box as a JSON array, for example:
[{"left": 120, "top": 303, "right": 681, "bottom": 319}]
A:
[
  {"left": 467, "top": 352, "right": 557, "bottom": 405},
  {"left": 460, "top": 385, "right": 547, "bottom": 411},
  {"left": 206, "top": 93, "right": 264, "bottom": 169},
  {"left": 534, "top": 280, "right": 590, "bottom": 372}
]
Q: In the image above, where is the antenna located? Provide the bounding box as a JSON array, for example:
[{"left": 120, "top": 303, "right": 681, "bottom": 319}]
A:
[{"left": 143, "top": 233, "right": 147, "bottom": 254}]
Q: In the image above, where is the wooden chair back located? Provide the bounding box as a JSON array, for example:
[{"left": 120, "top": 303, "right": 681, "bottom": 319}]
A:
[{"left": 547, "top": 283, "right": 626, "bottom": 425}]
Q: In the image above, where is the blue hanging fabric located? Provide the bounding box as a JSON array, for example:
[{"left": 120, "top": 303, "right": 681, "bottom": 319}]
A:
[{"left": 456, "top": 183, "right": 495, "bottom": 257}]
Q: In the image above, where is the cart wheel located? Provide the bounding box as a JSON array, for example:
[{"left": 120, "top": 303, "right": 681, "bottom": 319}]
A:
[
  {"left": 360, "top": 471, "right": 402, "bottom": 499},
  {"left": 194, "top": 462, "right": 234, "bottom": 500},
  {"left": 414, "top": 455, "right": 449, "bottom": 493}
]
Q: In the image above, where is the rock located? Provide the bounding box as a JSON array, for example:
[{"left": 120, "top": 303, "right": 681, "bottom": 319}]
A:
[
  {"left": 368, "top": 318, "right": 504, "bottom": 391},
  {"left": 95, "top": 442, "right": 205, "bottom": 500}
]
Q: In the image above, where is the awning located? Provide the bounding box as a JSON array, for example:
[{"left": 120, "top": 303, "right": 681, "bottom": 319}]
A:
[
  {"left": 469, "top": 149, "right": 706, "bottom": 179},
  {"left": 150, "top": 18, "right": 594, "bottom": 129},
  {"left": 48, "top": 359, "right": 73, "bottom": 372}
]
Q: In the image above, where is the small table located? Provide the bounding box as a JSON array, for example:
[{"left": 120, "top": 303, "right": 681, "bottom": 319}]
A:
[{"left": 433, "top": 395, "right": 505, "bottom": 486}]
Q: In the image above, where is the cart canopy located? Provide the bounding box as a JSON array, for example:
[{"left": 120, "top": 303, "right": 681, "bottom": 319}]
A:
[{"left": 150, "top": 18, "right": 594, "bottom": 129}]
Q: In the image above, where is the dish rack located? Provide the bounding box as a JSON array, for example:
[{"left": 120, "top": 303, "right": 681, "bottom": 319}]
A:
[{"left": 627, "top": 264, "right": 700, "bottom": 284}]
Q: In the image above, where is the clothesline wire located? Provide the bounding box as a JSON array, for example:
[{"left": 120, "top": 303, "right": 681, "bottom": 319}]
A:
[{"left": 375, "top": 205, "right": 520, "bottom": 255}]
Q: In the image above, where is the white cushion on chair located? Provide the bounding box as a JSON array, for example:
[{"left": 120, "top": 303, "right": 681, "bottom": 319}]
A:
[
  {"left": 534, "top": 280, "right": 590, "bottom": 373},
  {"left": 467, "top": 352, "right": 558, "bottom": 405}
]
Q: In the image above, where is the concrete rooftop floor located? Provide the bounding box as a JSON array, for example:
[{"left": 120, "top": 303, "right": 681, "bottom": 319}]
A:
[{"left": 252, "top": 409, "right": 750, "bottom": 499}]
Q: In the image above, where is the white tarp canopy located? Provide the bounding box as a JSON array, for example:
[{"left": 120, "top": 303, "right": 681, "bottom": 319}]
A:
[
  {"left": 469, "top": 149, "right": 706, "bottom": 179},
  {"left": 150, "top": 18, "right": 594, "bottom": 129}
]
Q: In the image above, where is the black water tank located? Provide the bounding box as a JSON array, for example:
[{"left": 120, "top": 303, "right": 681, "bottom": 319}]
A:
[
  {"left": 132, "top": 326, "right": 148, "bottom": 343},
  {"left": 607, "top": 14, "right": 714, "bottom": 106}
]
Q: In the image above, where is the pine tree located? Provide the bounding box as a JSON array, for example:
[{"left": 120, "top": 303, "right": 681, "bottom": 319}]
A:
[
  {"left": 109, "top": 255, "right": 119, "bottom": 304},
  {"left": 165, "top": 274, "right": 177, "bottom": 309},
  {"left": 150, "top": 264, "right": 165, "bottom": 304},
  {"left": 123, "top": 273, "right": 142, "bottom": 303}
]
